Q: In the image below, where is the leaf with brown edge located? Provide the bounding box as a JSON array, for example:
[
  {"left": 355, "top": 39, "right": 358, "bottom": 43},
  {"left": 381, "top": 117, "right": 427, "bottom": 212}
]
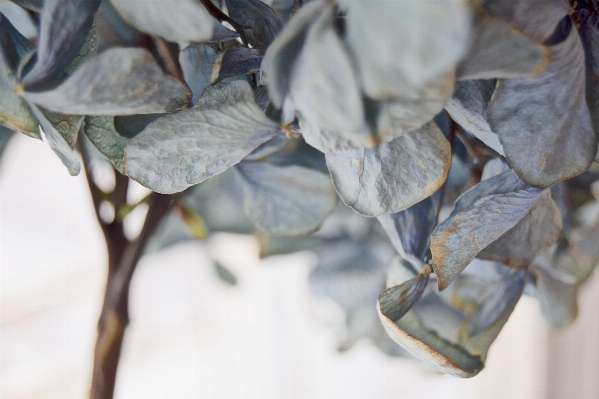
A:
[
  {"left": 377, "top": 306, "right": 483, "bottom": 378},
  {"left": 477, "top": 189, "right": 562, "bottom": 269},
  {"left": 378, "top": 265, "right": 432, "bottom": 322},
  {"left": 430, "top": 169, "right": 545, "bottom": 290},
  {"left": 457, "top": 15, "right": 549, "bottom": 80},
  {"left": 488, "top": 19, "right": 597, "bottom": 187},
  {"left": 326, "top": 121, "right": 450, "bottom": 217}
]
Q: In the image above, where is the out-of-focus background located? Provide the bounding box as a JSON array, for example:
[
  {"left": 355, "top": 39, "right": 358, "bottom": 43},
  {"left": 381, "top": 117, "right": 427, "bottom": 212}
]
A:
[{"left": 1, "top": 134, "right": 598, "bottom": 399}]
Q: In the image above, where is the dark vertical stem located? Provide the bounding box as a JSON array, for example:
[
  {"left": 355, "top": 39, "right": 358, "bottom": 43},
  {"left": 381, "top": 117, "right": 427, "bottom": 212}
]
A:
[{"left": 80, "top": 141, "right": 173, "bottom": 399}]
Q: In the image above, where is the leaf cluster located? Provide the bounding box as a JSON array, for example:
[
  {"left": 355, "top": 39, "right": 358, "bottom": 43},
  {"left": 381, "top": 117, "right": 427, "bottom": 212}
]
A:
[{"left": 1, "top": 0, "right": 599, "bottom": 377}]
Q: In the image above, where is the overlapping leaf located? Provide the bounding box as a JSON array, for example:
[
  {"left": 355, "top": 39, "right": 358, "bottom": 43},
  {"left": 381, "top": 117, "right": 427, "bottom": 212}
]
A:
[
  {"left": 21, "top": 0, "right": 102, "bottom": 89},
  {"left": 27, "top": 100, "right": 80, "bottom": 175},
  {"left": 109, "top": 0, "right": 213, "bottom": 43},
  {"left": 83, "top": 116, "right": 129, "bottom": 174},
  {"left": 377, "top": 195, "right": 439, "bottom": 262},
  {"left": 289, "top": 6, "right": 365, "bottom": 134},
  {"left": 24, "top": 48, "right": 191, "bottom": 115},
  {"left": 580, "top": 19, "right": 599, "bottom": 163},
  {"left": 445, "top": 80, "right": 505, "bottom": 155},
  {"left": 326, "top": 122, "right": 451, "bottom": 217},
  {"left": 219, "top": 46, "right": 262, "bottom": 81},
  {"left": 430, "top": 170, "right": 554, "bottom": 289},
  {"left": 125, "top": 81, "right": 282, "bottom": 194},
  {"left": 457, "top": 15, "right": 549, "bottom": 80},
  {"left": 226, "top": 0, "right": 282, "bottom": 49},
  {"left": 262, "top": 0, "right": 323, "bottom": 108},
  {"left": 0, "top": 14, "right": 38, "bottom": 137},
  {"left": 488, "top": 19, "right": 597, "bottom": 187},
  {"left": 343, "top": 0, "right": 471, "bottom": 100},
  {"left": 235, "top": 161, "right": 336, "bottom": 236},
  {"left": 179, "top": 43, "right": 220, "bottom": 106}
]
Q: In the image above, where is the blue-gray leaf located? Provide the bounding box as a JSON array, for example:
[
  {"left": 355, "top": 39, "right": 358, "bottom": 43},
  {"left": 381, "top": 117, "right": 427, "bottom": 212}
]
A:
[
  {"left": 83, "top": 116, "right": 129, "bottom": 174},
  {"left": 125, "top": 81, "right": 281, "bottom": 194},
  {"left": 445, "top": 80, "right": 505, "bottom": 155},
  {"left": 430, "top": 170, "right": 546, "bottom": 290},
  {"left": 0, "top": 13, "right": 38, "bottom": 137},
  {"left": 20, "top": 0, "right": 101, "bottom": 89},
  {"left": 488, "top": 22, "right": 597, "bottom": 187},
  {"left": 235, "top": 161, "right": 337, "bottom": 236},
  {"left": 326, "top": 121, "right": 451, "bottom": 217},
  {"left": 179, "top": 43, "right": 220, "bottom": 106},
  {"left": 24, "top": 48, "right": 191, "bottom": 115},
  {"left": 109, "top": 0, "right": 213, "bottom": 43},
  {"left": 457, "top": 15, "right": 549, "bottom": 80}
]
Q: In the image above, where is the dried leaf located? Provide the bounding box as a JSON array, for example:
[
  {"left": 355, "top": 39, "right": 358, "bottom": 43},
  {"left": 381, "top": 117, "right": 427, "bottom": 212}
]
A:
[
  {"left": 326, "top": 122, "right": 450, "bottom": 217},
  {"left": 83, "top": 116, "right": 129, "bottom": 174},
  {"left": 235, "top": 161, "right": 337, "bottom": 236},
  {"left": 125, "top": 81, "right": 281, "bottom": 194},
  {"left": 179, "top": 43, "right": 220, "bottom": 106},
  {"left": 109, "top": 0, "right": 213, "bottom": 43},
  {"left": 24, "top": 48, "right": 191, "bottom": 115}
]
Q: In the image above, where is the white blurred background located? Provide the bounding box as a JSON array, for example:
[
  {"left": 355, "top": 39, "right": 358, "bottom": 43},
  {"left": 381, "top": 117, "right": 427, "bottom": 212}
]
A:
[{"left": 1, "top": 134, "right": 598, "bottom": 399}]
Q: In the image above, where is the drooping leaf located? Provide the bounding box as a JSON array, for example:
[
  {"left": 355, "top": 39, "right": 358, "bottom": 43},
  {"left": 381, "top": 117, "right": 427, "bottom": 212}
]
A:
[
  {"left": 488, "top": 18, "right": 597, "bottom": 187},
  {"left": 298, "top": 118, "right": 369, "bottom": 154},
  {"left": 41, "top": 109, "right": 82, "bottom": 149},
  {"left": 27, "top": 100, "right": 80, "bottom": 175},
  {"left": 109, "top": 0, "right": 213, "bottom": 43},
  {"left": 0, "top": 125, "right": 15, "bottom": 163},
  {"left": 378, "top": 267, "right": 432, "bottom": 322},
  {"left": 83, "top": 116, "right": 129, "bottom": 174},
  {"left": 218, "top": 46, "right": 262, "bottom": 81},
  {"left": 445, "top": 79, "right": 505, "bottom": 155},
  {"left": 62, "top": 22, "right": 97, "bottom": 77},
  {"left": 179, "top": 43, "right": 220, "bottom": 106},
  {"left": 343, "top": 0, "right": 471, "bottom": 100},
  {"left": 24, "top": 48, "right": 191, "bottom": 115},
  {"left": 477, "top": 189, "right": 562, "bottom": 268},
  {"left": 457, "top": 15, "right": 549, "bottom": 80},
  {"left": 326, "top": 121, "right": 451, "bottom": 217},
  {"left": 0, "top": 13, "right": 38, "bottom": 137},
  {"left": 20, "top": 0, "right": 102, "bottom": 89},
  {"left": 289, "top": 6, "right": 365, "bottom": 135},
  {"left": 235, "top": 161, "right": 337, "bottom": 236},
  {"left": 262, "top": 0, "right": 322, "bottom": 108},
  {"left": 226, "top": 0, "right": 282, "bottom": 49},
  {"left": 377, "top": 195, "right": 439, "bottom": 262},
  {"left": 430, "top": 170, "right": 548, "bottom": 290},
  {"left": 125, "top": 81, "right": 281, "bottom": 194}
]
